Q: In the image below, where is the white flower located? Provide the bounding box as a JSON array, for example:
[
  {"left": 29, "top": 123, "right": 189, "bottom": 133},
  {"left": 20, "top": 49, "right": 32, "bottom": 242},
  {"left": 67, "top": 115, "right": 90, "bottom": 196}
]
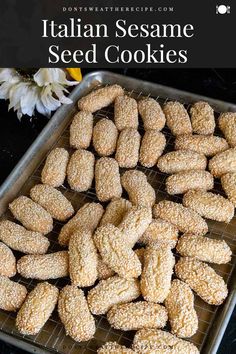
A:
[{"left": 0, "top": 68, "right": 79, "bottom": 119}]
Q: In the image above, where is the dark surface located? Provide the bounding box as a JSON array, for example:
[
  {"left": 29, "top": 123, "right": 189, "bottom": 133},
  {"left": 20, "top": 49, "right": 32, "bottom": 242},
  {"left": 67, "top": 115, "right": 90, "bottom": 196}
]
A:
[{"left": 0, "top": 68, "right": 235, "bottom": 353}]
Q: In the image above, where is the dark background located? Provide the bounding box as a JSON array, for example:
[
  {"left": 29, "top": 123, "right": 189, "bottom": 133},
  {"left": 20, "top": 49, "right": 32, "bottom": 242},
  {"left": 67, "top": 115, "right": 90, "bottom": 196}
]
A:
[
  {"left": 0, "top": 68, "right": 235, "bottom": 353},
  {"left": 0, "top": 0, "right": 236, "bottom": 67}
]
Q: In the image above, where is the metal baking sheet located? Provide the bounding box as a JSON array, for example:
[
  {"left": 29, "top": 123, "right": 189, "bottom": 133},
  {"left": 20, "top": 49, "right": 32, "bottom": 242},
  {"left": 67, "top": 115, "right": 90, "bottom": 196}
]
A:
[{"left": 0, "top": 70, "right": 235, "bottom": 354}]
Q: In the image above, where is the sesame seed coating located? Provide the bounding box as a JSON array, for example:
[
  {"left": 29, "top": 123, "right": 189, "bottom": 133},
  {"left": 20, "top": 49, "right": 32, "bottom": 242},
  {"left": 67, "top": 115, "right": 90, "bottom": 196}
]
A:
[
  {"left": 58, "top": 202, "right": 104, "bottom": 246},
  {"left": 107, "top": 301, "right": 168, "bottom": 331},
  {"left": 176, "top": 234, "right": 232, "bottom": 264},
  {"left": 87, "top": 275, "right": 140, "bottom": 315},
  {"left": 9, "top": 196, "right": 53, "bottom": 235},
  {"left": 219, "top": 112, "right": 236, "bottom": 147},
  {"left": 132, "top": 329, "right": 199, "bottom": 354},
  {"left": 69, "top": 230, "right": 98, "bottom": 287},
  {"left": 190, "top": 101, "right": 215, "bottom": 135},
  {"left": 98, "top": 342, "right": 136, "bottom": 354},
  {"left": 157, "top": 150, "right": 207, "bottom": 174},
  {"left": 115, "top": 128, "right": 141, "bottom": 168},
  {"left": 95, "top": 158, "right": 122, "bottom": 202},
  {"left": 94, "top": 224, "right": 142, "bottom": 279},
  {"left": 221, "top": 172, "right": 236, "bottom": 206},
  {"left": 183, "top": 190, "right": 234, "bottom": 223},
  {"left": 139, "top": 219, "right": 178, "bottom": 248},
  {"left": 139, "top": 130, "right": 166, "bottom": 168},
  {"left": 119, "top": 206, "right": 152, "bottom": 247},
  {"left": 0, "top": 276, "right": 27, "bottom": 312},
  {"left": 163, "top": 101, "right": 192, "bottom": 136},
  {"left": 114, "top": 95, "right": 139, "bottom": 131},
  {"left": 138, "top": 97, "right": 166, "bottom": 131},
  {"left": 175, "top": 134, "right": 229, "bottom": 157},
  {"left": 166, "top": 170, "right": 214, "bottom": 195},
  {"left": 0, "top": 220, "right": 49, "bottom": 254},
  {"left": 78, "top": 84, "right": 124, "bottom": 113},
  {"left": 121, "top": 170, "right": 156, "bottom": 208},
  {"left": 175, "top": 257, "right": 228, "bottom": 305},
  {"left": 0, "top": 242, "right": 16, "bottom": 277},
  {"left": 100, "top": 198, "right": 132, "bottom": 227},
  {"left": 209, "top": 147, "right": 236, "bottom": 177},
  {"left": 165, "top": 279, "right": 198, "bottom": 338},
  {"left": 141, "top": 245, "right": 175, "bottom": 303},
  {"left": 17, "top": 251, "right": 69, "bottom": 280},
  {"left": 153, "top": 201, "right": 208, "bottom": 236},
  {"left": 58, "top": 285, "right": 95, "bottom": 342},
  {"left": 93, "top": 118, "right": 118, "bottom": 156},
  {"left": 67, "top": 149, "right": 95, "bottom": 192},
  {"left": 16, "top": 282, "right": 58, "bottom": 335},
  {"left": 69, "top": 111, "right": 93, "bottom": 149},
  {"left": 97, "top": 254, "right": 115, "bottom": 280},
  {"left": 30, "top": 184, "right": 74, "bottom": 221},
  {"left": 41, "top": 148, "right": 69, "bottom": 187}
]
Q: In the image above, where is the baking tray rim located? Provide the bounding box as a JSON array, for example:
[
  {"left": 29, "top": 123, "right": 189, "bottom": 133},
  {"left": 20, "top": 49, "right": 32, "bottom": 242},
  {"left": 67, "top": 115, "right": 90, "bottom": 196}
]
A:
[{"left": 0, "top": 70, "right": 235, "bottom": 354}]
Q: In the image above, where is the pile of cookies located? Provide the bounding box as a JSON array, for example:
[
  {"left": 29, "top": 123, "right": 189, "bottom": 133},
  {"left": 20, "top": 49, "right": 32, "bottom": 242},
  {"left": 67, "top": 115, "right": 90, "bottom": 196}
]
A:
[{"left": 0, "top": 83, "right": 236, "bottom": 354}]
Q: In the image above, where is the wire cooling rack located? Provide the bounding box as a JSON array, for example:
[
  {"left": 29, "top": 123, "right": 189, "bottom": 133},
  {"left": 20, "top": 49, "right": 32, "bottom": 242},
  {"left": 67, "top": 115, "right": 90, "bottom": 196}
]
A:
[{"left": 0, "top": 79, "right": 235, "bottom": 354}]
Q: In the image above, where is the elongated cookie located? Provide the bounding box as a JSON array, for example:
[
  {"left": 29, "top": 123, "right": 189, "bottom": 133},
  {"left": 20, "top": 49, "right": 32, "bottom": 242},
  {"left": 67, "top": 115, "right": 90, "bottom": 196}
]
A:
[
  {"left": 157, "top": 150, "right": 207, "bottom": 174},
  {"left": 41, "top": 147, "right": 69, "bottom": 187},
  {"left": 175, "top": 257, "right": 228, "bottom": 305},
  {"left": 0, "top": 276, "right": 27, "bottom": 311},
  {"left": 183, "top": 190, "right": 234, "bottom": 223},
  {"left": 138, "top": 97, "right": 166, "bottom": 131},
  {"left": 165, "top": 279, "right": 198, "bottom": 338},
  {"left": 175, "top": 134, "right": 229, "bottom": 157},
  {"left": 219, "top": 112, "right": 236, "bottom": 147},
  {"left": 87, "top": 275, "right": 140, "bottom": 315},
  {"left": 139, "top": 218, "right": 178, "bottom": 248},
  {"left": 9, "top": 196, "right": 53, "bottom": 235},
  {"left": 176, "top": 234, "right": 232, "bottom": 264},
  {"left": 93, "top": 118, "right": 118, "bottom": 156},
  {"left": 78, "top": 84, "right": 124, "bottom": 113},
  {"left": 69, "top": 230, "right": 98, "bottom": 287},
  {"left": 140, "top": 245, "right": 175, "bottom": 303},
  {"left": 121, "top": 170, "right": 156, "bottom": 207},
  {"left": 70, "top": 111, "right": 93, "bottom": 149},
  {"left": 100, "top": 198, "right": 132, "bottom": 227},
  {"left": 190, "top": 101, "right": 215, "bottom": 135},
  {"left": 67, "top": 149, "right": 95, "bottom": 192},
  {"left": 132, "top": 329, "right": 199, "bottom": 353},
  {"left": 115, "top": 128, "right": 141, "bottom": 168},
  {"left": 166, "top": 170, "right": 214, "bottom": 195},
  {"left": 95, "top": 157, "right": 122, "bottom": 202},
  {"left": 139, "top": 130, "right": 166, "bottom": 168},
  {"left": 107, "top": 301, "right": 168, "bottom": 331},
  {"left": 114, "top": 95, "right": 138, "bottom": 130},
  {"left": 221, "top": 172, "right": 236, "bottom": 206},
  {"left": 58, "top": 285, "right": 95, "bottom": 342},
  {"left": 0, "top": 220, "right": 49, "bottom": 254},
  {"left": 17, "top": 251, "right": 69, "bottom": 279},
  {"left": 163, "top": 101, "right": 192, "bottom": 136},
  {"left": 30, "top": 184, "right": 74, "bottom": 221},
  {"left": 153, "top": 201, "right": 208, "bottom": 235},
  {"left": 209, "top": 147, "right": 236, "bottom": 177},
  {"left": 119, "top": 205, "right": 152, "bottom": 247},
  {"left": 16, "top": 282, "right": 59, "bottom": 335},
  {"left": 0, "top": 242, "right": 16, "bottom": 277},
  {"left": 94, "top": 224, "right": 142, "bottom": 279},
  {"left": 58, "top": 202, "right": 104, "bottom": 246}
]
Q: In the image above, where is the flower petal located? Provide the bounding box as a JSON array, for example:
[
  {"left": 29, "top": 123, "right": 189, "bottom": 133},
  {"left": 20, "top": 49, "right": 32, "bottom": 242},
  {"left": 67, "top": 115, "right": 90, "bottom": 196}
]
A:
[
  {"left": 51, "top": 83, "right": 73, "bottom": 104},
  {"left": 20, "top": 85, "right": 39, "bottom": 116},
  {"left": 34, "top": 68, "right": 78, "bottom": 87}
]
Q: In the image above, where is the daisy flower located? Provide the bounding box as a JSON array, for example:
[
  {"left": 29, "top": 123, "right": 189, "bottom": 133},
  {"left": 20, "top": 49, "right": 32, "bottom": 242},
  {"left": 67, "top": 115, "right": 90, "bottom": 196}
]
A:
[{"left": 0, "top": 68, "right": 81, "bottom": 120}]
